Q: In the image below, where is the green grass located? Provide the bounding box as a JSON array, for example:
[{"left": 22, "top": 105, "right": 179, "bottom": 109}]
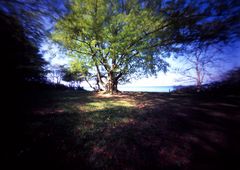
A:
[
  {"left": 80, "top": 100, "right": 134, "bottom": 112},
  {"left": 14, "top": 90, "right": 240, "bottom": 170},
  {"left": 32, "top": 91, "right": 137, "bottom": 140}
]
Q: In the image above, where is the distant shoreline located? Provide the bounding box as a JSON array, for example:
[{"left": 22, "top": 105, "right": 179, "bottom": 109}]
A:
[
  {"left": 118, "top": 86, "right": 174, "bottom": 92},
  {"left": 83, "top": 85, "right": 187, "bottom": 92}
]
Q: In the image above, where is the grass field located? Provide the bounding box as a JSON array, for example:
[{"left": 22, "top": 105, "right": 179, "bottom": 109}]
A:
[{"left": 9, "top": 90, "right": 240, "bottom": 170}]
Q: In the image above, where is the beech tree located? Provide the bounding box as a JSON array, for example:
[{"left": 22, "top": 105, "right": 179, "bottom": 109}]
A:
[{"left": 51, "top": 0, "right": 240, "bottom": 93}]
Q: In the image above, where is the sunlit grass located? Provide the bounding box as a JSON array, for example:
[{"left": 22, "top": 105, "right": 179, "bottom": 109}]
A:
[
  {"left": 80, "top": 100, "right": 135, "bottom": 112},
  {"left": 31, "top": 91, "right": 140, "bottom": 158},
  {"left": 73, "top": 96, "right": 137, "bottom": 137},
  {"left": 41, "top": 92, "right": 138, "bottom": 139}
]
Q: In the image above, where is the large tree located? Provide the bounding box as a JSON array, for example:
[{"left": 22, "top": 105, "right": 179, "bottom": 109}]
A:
[{"left": 51, "top": 0, "right": 240, "bottom": 93}]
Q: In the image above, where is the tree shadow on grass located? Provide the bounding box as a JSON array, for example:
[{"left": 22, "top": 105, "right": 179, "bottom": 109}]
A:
[
  {"left": 79, "top": 93, "right": 240, "bottom": 170},
  {"left": 169, "top": 99, "right": 240, "bottom": 170},
  {"left": 129, "top": 93, "right": 240, "bottom": 170},
  {"left": 11, "top": 93, "right": 137, "bottom": 170},
  {"left": 11, "top": 112, "right": 88, "bottom": 170},
  {"left": 10, "top": 91, "right": 240, "bottom": 170}
]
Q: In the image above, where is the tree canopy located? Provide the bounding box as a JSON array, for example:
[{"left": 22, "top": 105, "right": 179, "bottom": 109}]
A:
[{"left": 51, "top": 0, "right": 240, "bottom": 93}]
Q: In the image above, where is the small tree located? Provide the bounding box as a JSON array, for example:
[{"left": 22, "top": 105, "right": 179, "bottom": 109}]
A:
[
  {"left": 47, "top": 65, "right": 65, "bottom": 84},
  {"left": 62, "top": 68, "right": 80, "bottom": 88},
  {"left": 69, "top": 59, "right": 101, "bottom": 91},
  {"left": 174, "top": 46, "right": 223, "bottom": 89}
]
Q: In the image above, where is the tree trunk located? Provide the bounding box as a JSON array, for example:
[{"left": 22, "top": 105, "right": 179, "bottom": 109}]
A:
[
  {"left": 106, "top": 71, "right": 118, "bottom": 94},
  {"left": 95, "top": 64, "right": 105, "bottom": 90},
  {"left": 107, "top": 79, "right": 118, "bottom": 94},
  {"left": 195, "top": 59, "right": 202, "bottom": 92},
  {"left": 96, "top": 77, "right": 102, "bottom": 91}
]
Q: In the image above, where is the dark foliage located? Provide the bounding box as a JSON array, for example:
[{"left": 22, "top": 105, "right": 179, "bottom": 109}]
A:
[
  {"left": 0, "top": 0, "right": 69, "bottom": 44},
  {"left": 0, "top": 12, "right": 48, "bottom": 88}
]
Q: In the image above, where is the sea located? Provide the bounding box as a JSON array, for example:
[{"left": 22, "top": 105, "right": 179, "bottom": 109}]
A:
[{"left": 118, "top": 86, "right": 175, "bottom": 92}]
